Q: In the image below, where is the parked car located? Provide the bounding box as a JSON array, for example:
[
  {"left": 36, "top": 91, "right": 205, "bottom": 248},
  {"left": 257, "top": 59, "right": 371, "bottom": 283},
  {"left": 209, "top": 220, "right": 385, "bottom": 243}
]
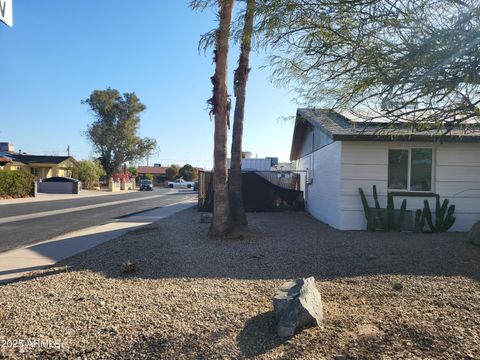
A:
[
  {"left": 167, "top": 178, "right": 195, "bottom": 189},
  {"left": 193, "top": 181, "right": 198, "bottom": 191},
  {"left": 139, "top": 179, "right": 154, "bottom": 191}
]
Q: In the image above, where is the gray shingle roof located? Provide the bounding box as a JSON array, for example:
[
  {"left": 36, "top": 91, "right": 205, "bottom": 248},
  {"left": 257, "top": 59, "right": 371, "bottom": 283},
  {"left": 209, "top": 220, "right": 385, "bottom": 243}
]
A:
[
  {"left": 6, "top": 153, "right": 72, "bottom": 165},
  {"left": 297, "top": 108, "right": 480, "bottom": 141},
  {"left": 290, "top": 108, "right": 480, "bottom": 160}
]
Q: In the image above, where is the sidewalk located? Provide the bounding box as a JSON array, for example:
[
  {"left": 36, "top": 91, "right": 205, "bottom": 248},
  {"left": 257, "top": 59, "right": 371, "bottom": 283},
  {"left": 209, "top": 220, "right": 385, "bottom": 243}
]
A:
[
  {"left": 0, "top": 199, "right": 196, "bottom": 283},
  {"left": 0, "top": 189, "right": 127, "bottom": 206}
]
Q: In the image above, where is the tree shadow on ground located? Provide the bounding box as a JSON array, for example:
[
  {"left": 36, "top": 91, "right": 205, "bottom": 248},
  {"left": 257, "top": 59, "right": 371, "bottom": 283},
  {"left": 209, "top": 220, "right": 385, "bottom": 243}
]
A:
[{"left": 52, "top": 208, "right": 480, "bottom": 283}]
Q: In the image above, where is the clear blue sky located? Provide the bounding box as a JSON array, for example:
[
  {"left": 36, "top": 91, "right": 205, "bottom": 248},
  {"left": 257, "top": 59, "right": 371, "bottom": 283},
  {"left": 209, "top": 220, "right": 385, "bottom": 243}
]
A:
[{"left": 0, "top": 1, "right": 297, "bottom": 169}]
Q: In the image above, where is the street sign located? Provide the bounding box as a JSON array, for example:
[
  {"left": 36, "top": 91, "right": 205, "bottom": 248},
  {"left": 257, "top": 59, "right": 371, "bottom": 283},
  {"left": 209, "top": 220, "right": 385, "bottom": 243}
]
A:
[{"left": 0, "top": 0, "right": 13, "bottom": 27}]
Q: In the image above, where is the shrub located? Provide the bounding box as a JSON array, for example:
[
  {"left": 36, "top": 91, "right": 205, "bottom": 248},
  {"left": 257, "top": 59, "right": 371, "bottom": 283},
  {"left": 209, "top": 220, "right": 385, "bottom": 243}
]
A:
[
  {"left": 112, "top": 172, "right": 133, "bottom": 182},
  {"left": 73, "top": 160, "right": 105, "bottom": 189},
  {"left": 144, "top": 173, "right": 155, "bottom": 181},
  {"left": 0, "top": 171, "right": 35, "bottom": 198}
]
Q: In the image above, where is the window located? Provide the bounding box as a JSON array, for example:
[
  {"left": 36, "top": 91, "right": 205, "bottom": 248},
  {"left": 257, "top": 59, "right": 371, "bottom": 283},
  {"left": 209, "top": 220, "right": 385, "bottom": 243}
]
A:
[{"left": 388, "top": 148, "right": 433, "bottom": 192}]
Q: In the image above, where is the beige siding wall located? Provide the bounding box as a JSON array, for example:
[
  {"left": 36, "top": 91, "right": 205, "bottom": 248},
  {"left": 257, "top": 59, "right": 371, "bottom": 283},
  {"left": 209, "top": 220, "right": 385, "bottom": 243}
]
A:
[
  {"left": 296, "top": 141, "right": 343, "bottom": 229},
  {"left": 340, "top": 141, "right": 480, "bottom": 231}
]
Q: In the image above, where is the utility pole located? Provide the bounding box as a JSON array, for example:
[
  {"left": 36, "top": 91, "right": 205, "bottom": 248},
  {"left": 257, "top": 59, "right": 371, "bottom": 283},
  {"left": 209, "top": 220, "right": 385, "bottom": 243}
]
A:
[{"left": 66, "top": 145, "right": 70, "bottom": 156}]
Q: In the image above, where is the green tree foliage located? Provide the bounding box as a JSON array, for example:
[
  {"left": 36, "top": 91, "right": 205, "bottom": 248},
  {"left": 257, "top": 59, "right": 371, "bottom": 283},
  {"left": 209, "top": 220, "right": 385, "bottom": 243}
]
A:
[
  {"left": 73, "top": 160, "right": 105, "bottom": 189},
  {"left": 144, "top": 173, "right": 155, "bottom": 181},
  {"left": 82, "top": 88, "right": 157, "bottom": 178},
  {"left": 257, "top": 0, "right": 480, "bottom": 125},
  {"left": 179, "top": 164, "right": 197, "bottom": 181},
  {"left": 128, "top": 166, "right": 138, "bottom": 177},
  {"left": 165, "top": 164, "right": 180, "bottom": 181}
]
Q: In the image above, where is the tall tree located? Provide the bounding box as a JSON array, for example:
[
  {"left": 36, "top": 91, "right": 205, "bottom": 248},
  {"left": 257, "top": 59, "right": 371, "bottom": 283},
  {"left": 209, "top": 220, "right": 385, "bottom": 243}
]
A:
[
  {"left": 193, "top": 0, "right": 235, "bottom": 237},
  {"left": 166, "top": 164, "right": 180, "bottom": 180},
  {"left": 179, "top": 164, "right": 197, "bottom": 181},
  {"left": 83, "top": 88, "right": 157, "bottom": 178},
  {"left": 229, "top": 0, "right": 255, "bottom": 229},
  {"left": 257, "top": 0, "right": 480, "bottom": 126}
]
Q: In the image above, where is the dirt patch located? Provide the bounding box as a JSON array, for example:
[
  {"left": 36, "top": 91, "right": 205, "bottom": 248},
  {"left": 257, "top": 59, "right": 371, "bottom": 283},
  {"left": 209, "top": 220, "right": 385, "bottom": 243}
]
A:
[{"left": 0, "top": 208, "right": 478, "bottom": 359}]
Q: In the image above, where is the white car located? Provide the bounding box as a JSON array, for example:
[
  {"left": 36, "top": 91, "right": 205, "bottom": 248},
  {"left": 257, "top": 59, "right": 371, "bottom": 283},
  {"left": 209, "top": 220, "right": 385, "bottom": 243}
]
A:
[{"left": 167, "top": 178, "right": 195, "bottom": 189}]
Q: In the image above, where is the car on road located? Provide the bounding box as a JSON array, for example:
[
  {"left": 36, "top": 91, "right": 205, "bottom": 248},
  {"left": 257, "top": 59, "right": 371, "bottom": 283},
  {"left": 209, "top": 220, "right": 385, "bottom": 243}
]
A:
[
  {"left": 139, "top": 179, "right": 154, "bottom": 191},
  {"left": 193, "top": 181, "right": 198, "bottom": 191},
  {"left": 167, "top": 178, "right": 195, "bottom": 189}
]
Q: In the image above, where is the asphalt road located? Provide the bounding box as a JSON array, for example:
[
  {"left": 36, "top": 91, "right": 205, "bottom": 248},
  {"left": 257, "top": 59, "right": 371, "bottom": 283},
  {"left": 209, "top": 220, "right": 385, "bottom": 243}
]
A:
[{"left": 0, "top": 188, "right": 196, "bottom": 253}]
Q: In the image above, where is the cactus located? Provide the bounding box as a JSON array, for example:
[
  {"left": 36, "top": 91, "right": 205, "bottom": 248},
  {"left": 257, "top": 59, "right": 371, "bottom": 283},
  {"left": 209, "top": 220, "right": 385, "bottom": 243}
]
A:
[
  {"left": 414, "top": 209, "right": 426, "bottom": 232},
  {"left": 373, "top": 185, "right": 386, "bottom": 229},
  {"left": 395, "top": 198, "right": 407, "bottom": 232},
  {"left": 386, "top": 193, "right": 397, "bottom": 231},
  {"left": 422, "top": 195, "right": 456, "bottom": 232},
  {"left": 359, "top": 187, "right": 376, "bottom": 231},
  {"left": 359, "top": 186, "right": 407, "bottom": 232}
]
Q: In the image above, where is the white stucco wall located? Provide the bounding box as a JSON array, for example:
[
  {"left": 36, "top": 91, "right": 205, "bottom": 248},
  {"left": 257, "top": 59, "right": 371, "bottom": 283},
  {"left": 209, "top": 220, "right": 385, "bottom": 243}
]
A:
[
  {"left": 339, "top": 141, "right": 480, "bottom": 232},
  {"left": 296, "top": 141, "right": 342, "bottom": 229}
]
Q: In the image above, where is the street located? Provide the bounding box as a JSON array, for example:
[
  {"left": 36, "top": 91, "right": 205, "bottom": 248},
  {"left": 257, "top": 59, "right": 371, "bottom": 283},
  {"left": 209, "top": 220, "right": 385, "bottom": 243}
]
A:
[{"left": 0, "top": 188, "right": 197, "bottom": 253}]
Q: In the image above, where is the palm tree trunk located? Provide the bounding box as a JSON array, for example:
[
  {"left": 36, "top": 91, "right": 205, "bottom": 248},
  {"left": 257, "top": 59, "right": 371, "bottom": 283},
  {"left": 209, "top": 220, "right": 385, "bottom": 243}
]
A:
[
  {"left": 230, "top": 0, "right": 255, "bottom": 229},
  {"left": 210, "top": 0, "right": 235, "bottom": 238}
]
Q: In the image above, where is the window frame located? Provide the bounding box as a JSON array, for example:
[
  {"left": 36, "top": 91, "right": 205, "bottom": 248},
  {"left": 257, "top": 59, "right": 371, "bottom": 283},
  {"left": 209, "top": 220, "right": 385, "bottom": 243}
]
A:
[{"left": 387, "top": 146, "right": 435, "bottom": 193}]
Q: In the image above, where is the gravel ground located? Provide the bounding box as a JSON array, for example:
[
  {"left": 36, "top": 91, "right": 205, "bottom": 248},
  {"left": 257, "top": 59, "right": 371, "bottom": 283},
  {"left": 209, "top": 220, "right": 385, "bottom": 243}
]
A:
[{"left": 0, "top": 208, "right": 479, "bottom": 359}]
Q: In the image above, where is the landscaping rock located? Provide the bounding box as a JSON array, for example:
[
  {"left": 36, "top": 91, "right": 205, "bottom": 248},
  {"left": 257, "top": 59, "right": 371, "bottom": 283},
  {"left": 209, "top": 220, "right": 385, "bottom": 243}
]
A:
[
  {"left": 393, "top": 282, "right": 403, "bottom": 291},
  {"left": 273, "top": 277, "right": 323, "bottom": 337},
  {"left": 467, "top": 221, "right": 480, "bottom": 246},
  {"left": 123, "top": 260, "right": 136, "bottom": 274}
]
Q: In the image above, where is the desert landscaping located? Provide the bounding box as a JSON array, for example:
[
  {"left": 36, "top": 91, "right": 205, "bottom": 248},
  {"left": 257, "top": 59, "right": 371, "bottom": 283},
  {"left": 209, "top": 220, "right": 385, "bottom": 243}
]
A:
[{"left": 0, "top": 208, "right": 478, "bottom": 359}]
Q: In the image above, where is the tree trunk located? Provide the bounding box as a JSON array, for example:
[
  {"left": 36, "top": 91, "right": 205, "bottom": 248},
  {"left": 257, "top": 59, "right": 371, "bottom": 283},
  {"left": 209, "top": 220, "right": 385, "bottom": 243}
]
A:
[
  {"left": 230, "top": 0, "right": 255, "bottom": 229},
  {"left": 210, "top": 0, "right": 235, "bottom": 238}
]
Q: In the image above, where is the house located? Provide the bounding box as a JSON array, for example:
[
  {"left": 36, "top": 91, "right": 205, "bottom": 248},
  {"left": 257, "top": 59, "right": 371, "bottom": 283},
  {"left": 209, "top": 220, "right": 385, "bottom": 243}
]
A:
[
  {"left": 137, "top": 165, "right": 167, "bottom": 183},
  {"left": 227, "top": 152, "right": 279, "bottom": 171},
  {"left": 290, "top": 109, "right": 480, "bottom": 232},
  {"left": 0, "top": 142, "right": 76, "bottom": 179}
]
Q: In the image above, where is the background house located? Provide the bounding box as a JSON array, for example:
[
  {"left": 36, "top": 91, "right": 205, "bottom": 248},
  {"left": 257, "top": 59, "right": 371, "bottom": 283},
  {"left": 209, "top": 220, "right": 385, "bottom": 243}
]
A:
[
  {"left": 290, "top": 109, "right": 480, "bottom": 232},
  {"left": 137, "top": 165, "right": 167, "bottom": 184},
  {"left": 0, "top": 142, "right": 75, "bottom": 179},
  {"left": 227, "top": 151, "right": 279, "bottom": 171}
]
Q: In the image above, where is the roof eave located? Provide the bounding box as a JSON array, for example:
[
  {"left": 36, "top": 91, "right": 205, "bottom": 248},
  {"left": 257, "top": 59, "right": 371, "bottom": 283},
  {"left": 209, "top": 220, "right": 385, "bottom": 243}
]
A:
[{"left": 332, "top": 134, "right": 480, "bottom": 142}]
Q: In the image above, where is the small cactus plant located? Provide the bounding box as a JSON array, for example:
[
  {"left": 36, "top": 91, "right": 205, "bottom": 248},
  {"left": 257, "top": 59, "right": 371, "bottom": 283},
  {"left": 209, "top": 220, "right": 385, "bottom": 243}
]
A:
[
  {"left": 422, "top": 195, "right": 456, "bottom": 232},
  {"left": 359, "top": 187, "right": 376, "bottom": 231},
  {"left": 359, "top": 186, "right": 407, "bottom": 232},
  {"left": 414, "top": 209, "right": 426, "bottom": 232}
]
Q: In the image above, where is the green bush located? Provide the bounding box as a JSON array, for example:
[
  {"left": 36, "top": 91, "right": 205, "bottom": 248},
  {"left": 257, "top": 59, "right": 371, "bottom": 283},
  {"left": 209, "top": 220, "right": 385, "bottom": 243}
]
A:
[
  {"left": 73, "top": 160, "right": 105, "bottom": 189},
  {"left": 144, "top": 173, "right": 155, "bottom": 181},
  {"left": 0, "top": 171, "right": 35, "bottom": 198}
]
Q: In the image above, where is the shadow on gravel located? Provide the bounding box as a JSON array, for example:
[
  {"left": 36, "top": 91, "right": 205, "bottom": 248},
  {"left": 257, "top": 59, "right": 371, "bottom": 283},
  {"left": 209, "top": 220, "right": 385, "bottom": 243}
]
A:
[
  {"left": 236, "top": 311, "right": 287, "bottom": 358},
  {"left": 57, "top": 208, "right": 479, "bottom": 282}
]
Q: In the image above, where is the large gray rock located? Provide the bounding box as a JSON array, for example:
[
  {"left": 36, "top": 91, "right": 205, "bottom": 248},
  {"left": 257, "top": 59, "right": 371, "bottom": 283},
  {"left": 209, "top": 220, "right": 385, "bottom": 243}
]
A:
[
  {"left": 273, "top": 277, "right": 323, "bottom": 337},
  {"left": 468, "top": 221, "right": 480, "bottom": 246}
]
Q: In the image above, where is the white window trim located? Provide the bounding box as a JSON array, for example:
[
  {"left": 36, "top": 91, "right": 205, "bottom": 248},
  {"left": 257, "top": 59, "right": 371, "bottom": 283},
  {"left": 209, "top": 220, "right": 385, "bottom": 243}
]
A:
[{"left": 387, "top": 146, "right": 435, "bottom": 193}]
